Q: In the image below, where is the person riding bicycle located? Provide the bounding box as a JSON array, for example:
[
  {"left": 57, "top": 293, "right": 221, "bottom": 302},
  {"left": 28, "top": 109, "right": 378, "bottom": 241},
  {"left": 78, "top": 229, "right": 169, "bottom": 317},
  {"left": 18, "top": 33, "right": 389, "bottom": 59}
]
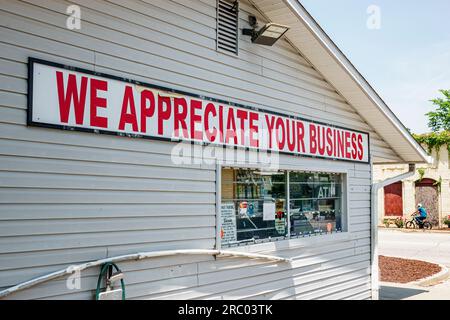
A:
[{"left": 412, "top": 203, "right": 427, "bottom": 226}]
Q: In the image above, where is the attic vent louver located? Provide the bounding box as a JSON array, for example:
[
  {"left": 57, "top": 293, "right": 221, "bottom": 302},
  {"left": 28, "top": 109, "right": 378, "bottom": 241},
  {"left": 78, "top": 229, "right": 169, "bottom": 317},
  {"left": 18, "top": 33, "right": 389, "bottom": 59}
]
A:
[{"left": 216, "top": 0, "right": 239, "bottom": 55}]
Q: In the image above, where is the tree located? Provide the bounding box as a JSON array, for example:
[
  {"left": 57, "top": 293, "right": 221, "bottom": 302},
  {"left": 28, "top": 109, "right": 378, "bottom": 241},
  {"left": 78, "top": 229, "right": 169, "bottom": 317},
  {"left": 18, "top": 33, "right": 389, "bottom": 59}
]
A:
[{"left": 426, "top": 89, "right": 450, "bottom": 132}]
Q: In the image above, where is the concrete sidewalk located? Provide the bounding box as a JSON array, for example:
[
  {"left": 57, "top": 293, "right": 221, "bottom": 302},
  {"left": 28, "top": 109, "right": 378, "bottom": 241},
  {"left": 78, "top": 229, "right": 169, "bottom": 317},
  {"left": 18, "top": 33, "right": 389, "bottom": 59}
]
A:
[
  {"left": 379, "top": 226, "right": 450, "bottom": 234},
  {"left": 380, "top": 280, "right": 450, "bottom": 300}
]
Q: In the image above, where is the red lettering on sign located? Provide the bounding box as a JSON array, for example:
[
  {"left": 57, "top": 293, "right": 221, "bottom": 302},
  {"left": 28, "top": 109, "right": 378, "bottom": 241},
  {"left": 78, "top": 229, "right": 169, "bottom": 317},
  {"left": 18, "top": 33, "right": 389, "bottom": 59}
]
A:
[
  {"left": 286, "top": 119, "right": 296, "bottom": 152},
  {"left": 140, "top": 90, "right": 155, "bottom": 134},
  {"left": 333, "top": 129, "right": 337, "bottom": 157},
  {"left": 310, "top": 124, "right": 317, "bottom": 154},
  {"left": 158, "top": 95, "right": 171, "bottom": 136},
  {"left": 236, "top": 109, "right": 248, "bottom": 146},
  {"left": 190, "top": 99, "right": 203, "bottom": 140},
  {"left": 297, "top": 121, "right": 305, "bottom": 153},
  {"left": 218, "top": 105, "right": 224, "bottom": 143},
  {"left": 118, "top": 86, "right": 138, "bottom": 131},
  {"left": 317, "top": 125, "right": 326, "bottom": 156},
  {"left": 326, "top": 127, "right": 333, "bottom": 156},
  {"left": 225, "top": 107, "right": 238, "bottom": 145},
  {"left": 173, "top": 97, "right": 188, "bottom": 138},
  {"left": 345, "top": 131, "right": 351, "bottom": 159},
  {"left": 56, "top": 71, "right": 88, "bottom": 125},
  {"left": 204, "top": 102, "right": 217, "bottom": 142},
  {"left": 275, "top": 117, "right": 286, "bottom": 150},
  {"left": 249, "top": 112, "right": 259, "bottom": 148},
  {"left": 46, "top": 67, "right": 369, "bottom": 162},
  {"left": 351, "top": 133, "right": 358, "bottom": 160},
  {"left": 265, "top": 115, "right": 275, "bottom": 149},
  {"left": 90, "top": 79, "right": 108, "bottom": 128},
  {"left": 337, "top": 130, "right": 344, "bottom": 158},
  {"left": 357, "top": 134, "right": 364, "bottom": 160}
]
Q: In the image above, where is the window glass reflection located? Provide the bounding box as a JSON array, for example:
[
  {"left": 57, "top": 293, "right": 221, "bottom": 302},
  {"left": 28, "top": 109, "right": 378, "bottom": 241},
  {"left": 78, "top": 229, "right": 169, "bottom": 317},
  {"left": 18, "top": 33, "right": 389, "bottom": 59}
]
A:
[
  {"left": 289, "top": 173, "right": 342, "bottom": 237},
  {"left": 221, "top": 168, "right": 344, "bottom": 246}
]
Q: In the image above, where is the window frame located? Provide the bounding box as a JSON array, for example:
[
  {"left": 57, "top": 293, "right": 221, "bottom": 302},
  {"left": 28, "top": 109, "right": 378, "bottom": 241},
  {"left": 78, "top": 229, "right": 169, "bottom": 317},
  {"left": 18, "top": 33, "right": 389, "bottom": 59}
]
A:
[{"left": 216, "top": 163, "right": 350, "bottom": 250}]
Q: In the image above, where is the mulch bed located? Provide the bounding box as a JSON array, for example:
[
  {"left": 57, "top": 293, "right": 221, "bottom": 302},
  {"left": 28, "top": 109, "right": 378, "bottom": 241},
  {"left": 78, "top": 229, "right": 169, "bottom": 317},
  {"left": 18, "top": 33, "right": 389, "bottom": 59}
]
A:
[{"left": 379, "top": 255, "right": 442, "bottom": 283}]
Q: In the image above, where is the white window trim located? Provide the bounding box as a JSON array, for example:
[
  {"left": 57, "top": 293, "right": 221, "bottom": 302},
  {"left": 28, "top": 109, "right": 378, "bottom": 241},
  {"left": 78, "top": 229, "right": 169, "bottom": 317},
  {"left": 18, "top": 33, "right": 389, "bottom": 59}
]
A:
[
  {"left": 226, "top": 232, "right": 352, "bottom": 254},
  {"left": 216, "top": 163, "right": 350, "bottom": 252}
]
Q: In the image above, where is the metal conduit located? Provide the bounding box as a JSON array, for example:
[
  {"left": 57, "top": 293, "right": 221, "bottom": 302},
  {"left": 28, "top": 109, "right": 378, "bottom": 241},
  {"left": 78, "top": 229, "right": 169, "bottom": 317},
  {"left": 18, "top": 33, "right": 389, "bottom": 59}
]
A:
[{"left": 0, "top": 249, "right": 292, "bottom": 298}]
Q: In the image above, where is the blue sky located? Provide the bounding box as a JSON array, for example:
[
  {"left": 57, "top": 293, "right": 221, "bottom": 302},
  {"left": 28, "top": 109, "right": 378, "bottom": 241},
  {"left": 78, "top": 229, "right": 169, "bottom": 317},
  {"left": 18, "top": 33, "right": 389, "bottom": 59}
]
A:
[{"left": 300, "top": 0, "right": 450, "bottom": 134}]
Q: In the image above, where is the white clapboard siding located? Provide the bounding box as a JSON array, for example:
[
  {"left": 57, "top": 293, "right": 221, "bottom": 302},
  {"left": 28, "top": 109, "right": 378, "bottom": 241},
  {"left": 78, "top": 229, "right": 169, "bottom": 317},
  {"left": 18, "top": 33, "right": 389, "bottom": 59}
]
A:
[
  {"left": 0, "top": 1, "right": 395, "bottom": 152},
  {"left": 0, "top": 0, "right": 376, "bottom": 299}
]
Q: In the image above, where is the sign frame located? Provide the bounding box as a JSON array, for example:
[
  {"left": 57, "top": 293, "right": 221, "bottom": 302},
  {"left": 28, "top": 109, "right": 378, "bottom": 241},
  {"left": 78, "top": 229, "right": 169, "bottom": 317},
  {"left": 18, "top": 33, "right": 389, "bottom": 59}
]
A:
[{"left": 27, "top": 57, "right": 371, "bottom": 164}]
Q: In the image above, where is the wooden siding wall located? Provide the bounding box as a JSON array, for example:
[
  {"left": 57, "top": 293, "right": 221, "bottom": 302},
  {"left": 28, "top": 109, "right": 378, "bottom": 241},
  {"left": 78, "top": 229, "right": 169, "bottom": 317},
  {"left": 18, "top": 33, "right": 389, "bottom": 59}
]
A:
[{"left": 0, "top": 0, "right": 374, "bottom": 300}]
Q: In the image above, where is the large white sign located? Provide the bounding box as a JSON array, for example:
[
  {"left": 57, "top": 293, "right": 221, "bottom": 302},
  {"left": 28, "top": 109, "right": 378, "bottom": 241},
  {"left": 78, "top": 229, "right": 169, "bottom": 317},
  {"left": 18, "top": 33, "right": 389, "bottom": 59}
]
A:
[{"left": 29, "top": 59, "right": 370, "bottom": 163}]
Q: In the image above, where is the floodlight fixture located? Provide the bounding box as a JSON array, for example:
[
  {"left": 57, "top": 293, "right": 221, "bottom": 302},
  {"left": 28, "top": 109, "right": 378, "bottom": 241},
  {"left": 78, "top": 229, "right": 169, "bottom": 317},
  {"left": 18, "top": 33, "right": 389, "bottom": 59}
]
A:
[{"left": 242, "top": 17, "right": 290, "bottom": 46}]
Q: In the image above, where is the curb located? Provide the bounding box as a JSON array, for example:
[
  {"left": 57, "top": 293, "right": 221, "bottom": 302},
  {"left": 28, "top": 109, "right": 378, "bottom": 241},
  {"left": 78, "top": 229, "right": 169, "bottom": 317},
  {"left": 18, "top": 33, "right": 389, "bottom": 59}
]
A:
[
  {"left": 412, "top": 264, "right": 449, "bottom": 287},
  {"left": 378, "top": 227, "right": 450, "bottom": 234}
]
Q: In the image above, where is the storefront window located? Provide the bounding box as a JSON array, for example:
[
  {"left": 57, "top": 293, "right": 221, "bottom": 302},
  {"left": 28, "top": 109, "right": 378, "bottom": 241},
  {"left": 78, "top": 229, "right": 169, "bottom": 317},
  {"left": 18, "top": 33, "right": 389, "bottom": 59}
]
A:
[
  {"left": 221, "top": 168, "right": 344, "bottom": 246},
  {"left": 221, "top": 168, "right": 287, "bottom": 245},
  {"left": 289, "top": 172, "right": 342, "bottom": 237}
]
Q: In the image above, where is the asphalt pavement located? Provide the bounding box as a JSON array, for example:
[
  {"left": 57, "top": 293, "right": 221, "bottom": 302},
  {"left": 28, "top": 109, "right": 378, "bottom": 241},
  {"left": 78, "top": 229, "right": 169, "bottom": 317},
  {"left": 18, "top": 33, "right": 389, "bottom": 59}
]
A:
[{"left": 379, "top": 228, "right": 450, "bottom": 266}]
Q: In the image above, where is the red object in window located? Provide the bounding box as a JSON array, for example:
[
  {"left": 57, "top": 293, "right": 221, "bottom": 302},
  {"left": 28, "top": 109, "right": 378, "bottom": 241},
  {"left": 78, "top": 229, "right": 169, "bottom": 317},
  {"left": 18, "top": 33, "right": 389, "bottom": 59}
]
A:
[{"left": 239, "top": 202, "right": 248, "bottom": 209}]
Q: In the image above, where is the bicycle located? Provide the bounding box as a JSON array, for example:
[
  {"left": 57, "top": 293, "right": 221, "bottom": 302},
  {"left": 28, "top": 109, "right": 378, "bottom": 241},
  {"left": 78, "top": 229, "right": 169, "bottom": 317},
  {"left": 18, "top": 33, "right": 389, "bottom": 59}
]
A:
[{"left": 405, "top": 213, "right": 432, "bottom": 230}]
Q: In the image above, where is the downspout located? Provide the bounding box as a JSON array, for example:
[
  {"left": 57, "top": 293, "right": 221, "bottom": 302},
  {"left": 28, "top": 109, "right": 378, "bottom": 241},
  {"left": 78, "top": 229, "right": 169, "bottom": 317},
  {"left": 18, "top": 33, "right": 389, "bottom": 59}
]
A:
[{"left": 371, "top": 163, "right": 416, "bottom": 300}]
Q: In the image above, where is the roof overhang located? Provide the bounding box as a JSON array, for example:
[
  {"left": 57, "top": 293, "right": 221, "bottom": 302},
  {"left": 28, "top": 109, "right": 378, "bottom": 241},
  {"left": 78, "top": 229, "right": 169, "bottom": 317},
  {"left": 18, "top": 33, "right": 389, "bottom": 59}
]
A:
[{"left": 250, "top": 0, "right": 431, "bottom": 164}]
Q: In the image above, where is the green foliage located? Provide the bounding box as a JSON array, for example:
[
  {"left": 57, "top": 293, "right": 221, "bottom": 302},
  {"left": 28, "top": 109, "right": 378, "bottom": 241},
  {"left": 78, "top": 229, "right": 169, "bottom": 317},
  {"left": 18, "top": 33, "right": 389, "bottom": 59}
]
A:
[
  {"left": 394, "top": 218, "right": 404, "bottom": 229},
  {"left": 417, "top": 168, "right": 425, "bottom": 182},
  {"left": 383, "top": 218, "right": 390, "bottom": 228},
  {"left": 426, "top": 90, "right": 450, "bottom": 132},
  {"left": 412, "top": 131, "right": 450, "bottom": 154},
  {"left": 434, "top": 176, "right": 442, "bottom": 193},
  {"left": 415, "top": 90, "right": 450, "bottom": 156},
  {"left": 444, "top": 216, "right": 450, "bottom": 226}
]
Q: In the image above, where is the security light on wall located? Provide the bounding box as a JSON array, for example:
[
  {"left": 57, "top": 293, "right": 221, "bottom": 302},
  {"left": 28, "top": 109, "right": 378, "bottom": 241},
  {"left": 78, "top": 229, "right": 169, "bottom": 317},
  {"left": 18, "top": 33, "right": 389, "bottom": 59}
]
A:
[{"left": 242, "top": 15, "right": 290, "bottom": 46}]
